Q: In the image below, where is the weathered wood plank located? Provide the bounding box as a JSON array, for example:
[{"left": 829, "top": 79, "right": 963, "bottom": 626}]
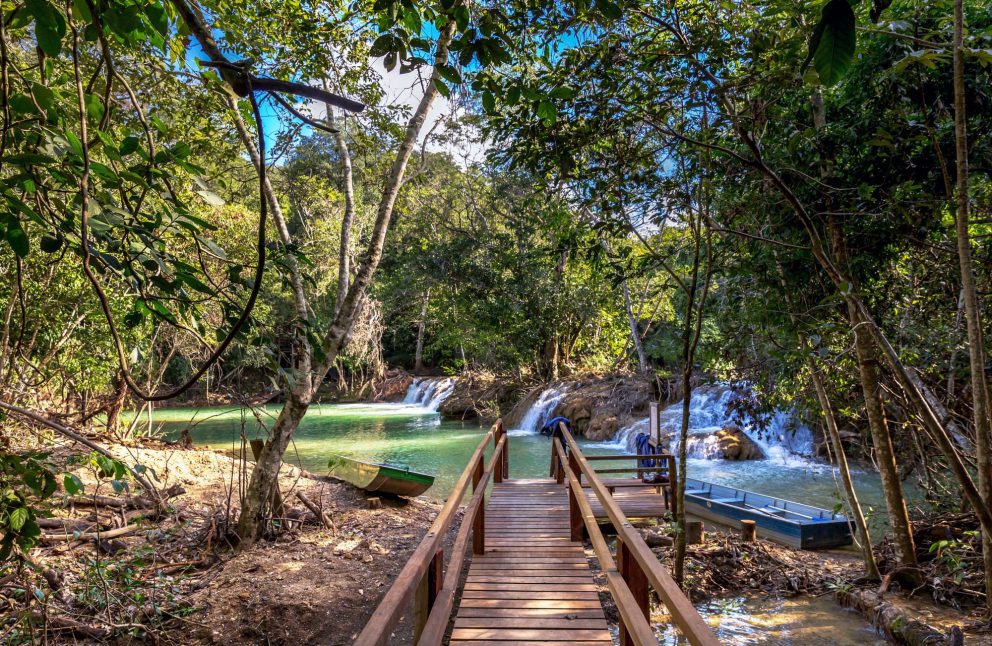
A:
[{"left": 450, "top": 628, "right": 612, "bottom": 641}]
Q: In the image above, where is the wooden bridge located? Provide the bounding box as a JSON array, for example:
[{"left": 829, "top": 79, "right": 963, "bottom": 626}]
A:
[{"left": 354, "top": 421, "right": 718, "bottom": 646}]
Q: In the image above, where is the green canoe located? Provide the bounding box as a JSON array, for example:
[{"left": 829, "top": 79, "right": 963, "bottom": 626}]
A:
[{"left": 327, "top": 455, "right": 435, "bottom": 497}]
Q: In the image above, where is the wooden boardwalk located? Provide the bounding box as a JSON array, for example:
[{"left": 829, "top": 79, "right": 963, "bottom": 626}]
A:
[
  {"left": 356, "top": 420, "right": 717, "bottom": 646},
  {"left": 451, "top": 479, "right": 613, "bottom": 645}
]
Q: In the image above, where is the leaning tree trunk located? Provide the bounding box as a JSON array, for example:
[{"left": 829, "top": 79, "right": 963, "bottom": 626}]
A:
[
  {"left": 810, "top": 357, "right": 881, "bottom": 579},
  {"left": 952, "top": 0, "right": 992, "bottom": 607},
  {"left": 830, "top": 219, "right": 918, "bottom": 574},
  {"left": 774, "top": 254, "right": 880, "bottom": 579},
  {"left": 235, "top": 16, "right": 460, "bottom": 545}
]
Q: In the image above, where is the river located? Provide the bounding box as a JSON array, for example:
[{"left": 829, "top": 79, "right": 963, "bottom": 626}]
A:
[{"left": 138, "top": 380, "right": 888, "bottom": 644}]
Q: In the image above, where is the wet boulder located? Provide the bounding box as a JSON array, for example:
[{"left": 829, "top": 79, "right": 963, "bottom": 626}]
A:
[
  {"left": 371, "top": 370, "right": 413, "bottom": 402},
  {"left": 713, "top": 427, "right": 764, "bottom": 460}
]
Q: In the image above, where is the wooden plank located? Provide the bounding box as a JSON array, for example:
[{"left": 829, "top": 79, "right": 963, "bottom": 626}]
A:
[
  {"left": 465, "top": 577, "right": 596, "bottom": 585},
  {"left": 458, "top": 599, "right": 604, "bottom": 609},
  {"left": 456, "top": 608, "right": 605, "bottom": 619},
  {"left": 460, "top": 590, "right": 600, "bottom": 600},
  {"left": 454, "top": 618, "right": 608, "bottom": 629},
  {"left": 450, "top": 641, "right": 611, "bottom": 646},
  {"left": 463, "top": 582, "right": 600, "bottom": 591},
  {"left": 450, "top": 628, "right": 612, "bottom": 641}
]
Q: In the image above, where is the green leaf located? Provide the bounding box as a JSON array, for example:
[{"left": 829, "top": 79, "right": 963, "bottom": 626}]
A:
[
  {"left": 9, "top": 94, "right": 37, "bottom": 114},
  {"left": 481, "top": 90, "right": 495, "bottom": 114},
  {"left": 433, "top": 77, "right": 450, "bottom": 98},
  {"left": 85, "top": 93, "right": 105, "bottom": 122},
  {"left": 437, "top": 64, "right": 462, "bottom": 85},
  {"left": 31, "top": 83, "right": 55, "bottom": 111},
  {"left": 9, "top": 507, "right": 28, "bottom": 531},
  {"left": 537, "top": 100, "right": 557, "bottom": 125},
  {"left": 454, "top": 5, "right": 470, "bottom": 31},
  {"left": 809, "top": 0, "right": 856, "bottom": 86},
  {"left": 120, "top": 135, "right": 141, "bottom": 156},
  {"left": 63, "top": 473, "right": 84, "bottom": 495},
  {"left": 28, "top": 0, "right": 67, "bottom": 57},
  {"left": 39, "top": 233, "right": 62, "bottom": 253},
  {"left": 369, "top": 34, "right": 393, "bottom": 58},
  {"left": 5, "top": 219, "right": 29, "bottom": 258}
]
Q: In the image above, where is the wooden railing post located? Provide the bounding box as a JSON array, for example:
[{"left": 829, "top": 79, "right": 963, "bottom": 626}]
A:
[
  {"left": 413, "top": 547, "right": 444, "bottom": 642},
  {"left": 617, "top": 538, "right": 649, "bottom": 646},
  {"left": 668, "top": 454, "right": 678, "bottom": 518},
  {"left": 493, "top": 422, "right": 504, "bottom": 484},
  {"left": 553, "top": 439, "right": 564, "bottom": 484},
  {"left": 500, "top": 421, "right": 509, "bottom": 480},
  {"left": 568, "top": 449, "right": 584, "bottom": 541},
  {"left": 472, "top": 457, "right": 485, "bottom": 555}
]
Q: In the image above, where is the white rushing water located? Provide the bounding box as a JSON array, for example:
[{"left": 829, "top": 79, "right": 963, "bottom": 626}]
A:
[
  {"left": 510, "top": 384, "right": 569, "bottom": 435},
  {"left": 593, "top": 385, "right": 815, "bottom": 466},
  {"left": 402, "top": 377, "right": 457, "bottom": 412}
]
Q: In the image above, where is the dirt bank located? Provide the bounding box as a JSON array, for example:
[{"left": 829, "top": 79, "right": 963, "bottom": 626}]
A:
[{"left": 8, "top": 439, "right": 449, "bottom": 645}]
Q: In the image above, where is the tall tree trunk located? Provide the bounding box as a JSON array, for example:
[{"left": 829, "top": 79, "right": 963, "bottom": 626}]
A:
[
  {"left": 622, "top": 280, "right": 648, "bottom": 374},
  {"left": 952, "top": 0, "right": 992, "bottom": 607},
  {"left": 324, "top": 92, "right": 357, "bottom": 316},
  {"left": 830, "top": 219, "right": 918, "bottom": 573},
  {"left": 414, "top": 288, "right": 430, "bottom": 372},
  {"left": 235, "top": 17, "right": 459, "bottom": 545},
  {"left": 600, "top": 238, "right": 649, "bottom": 373}
]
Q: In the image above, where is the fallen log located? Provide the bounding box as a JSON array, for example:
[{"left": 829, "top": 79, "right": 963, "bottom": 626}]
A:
[
  {"left": 296, "top": 491, "right": 334, "bottom": 530},
  {"left": 29, "top": 612, "right": 110, "bottom": 640},
  {"left": 59, "top": 484, "right": 185, "bottom": 510},
  {"left": 39, "top": 523, "right": 142, "bottom": 543},
  {"left": 834, "top": 588, "right": 958, "bottom": 645}
]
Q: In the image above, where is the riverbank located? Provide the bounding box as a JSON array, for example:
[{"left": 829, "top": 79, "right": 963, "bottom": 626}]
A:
[{"left": 6, "top": 439, "right": 449, "bottom": 644}]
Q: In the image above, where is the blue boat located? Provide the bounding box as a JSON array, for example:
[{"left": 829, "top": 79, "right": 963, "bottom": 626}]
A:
[{"left": 683, "top": 477, "right": 853, "bottom": 549}]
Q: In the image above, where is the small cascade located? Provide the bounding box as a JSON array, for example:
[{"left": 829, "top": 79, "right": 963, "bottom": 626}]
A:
[
  {"left": 608, "top": 385, "right": 815, "bottom": 464},
  {"left": 512, "top": 384, "right": 569, "bottom": 434},
  {"left": 402, "top": 377, "right": 457, "bottom": 412}
]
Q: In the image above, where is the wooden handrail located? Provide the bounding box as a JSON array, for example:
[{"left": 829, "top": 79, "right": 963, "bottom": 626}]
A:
[
  {"left": 555, "top": 440, "right": 658, "bottom": 646},
  {"left": 584, "top": 453, "right": 674, "bottom": 460},
  {"left": 557, "top": 426, "right": 719, "bottom": 646},
  {"left": 418, "top": 433, "right": 506, "bottom": 644},
  {"left": 354, "top": 420, "right": 508, "bottom": 646}
]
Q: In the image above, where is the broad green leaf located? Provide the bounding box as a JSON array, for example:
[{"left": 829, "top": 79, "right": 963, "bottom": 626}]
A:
[
  {"left": 537, "top": 100, "right": 556, "bottom": 125},
  {"left": 482, "top": 90, "right": 495, "bottom": 114},
  {"left": 810, "top": 0, "right": 856, "bottom": 86},
  {"left": 5, "top": 219, "right": 29, "bottom": 257},
  {"left": 31, "top": 83, "right": 55, "bottom": 110},
  {"left": 39, "top": 233, "right": 62, "bottom": 253},
  {"left": 29, "top": 0, "right": 66, "bottom": 57},
  {"left": 63, "top": 474, "right": 84, "bottom": 495},
  {"left": 8, "top": 507, "right": 28, "bottom": 531},
  {"left": 433, "top": 77, "right": 450, "bottom": 98}
]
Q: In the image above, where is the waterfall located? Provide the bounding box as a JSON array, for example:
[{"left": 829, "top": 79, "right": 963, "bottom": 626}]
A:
[
  {"left": 605, "top": 385, "right": 814, "bottom": 464},
  {"left": 511, "top": 384, "right": 568, "bottom": 434},
  {"left": 402, "top": 377, "right": 457, "bottom": 412}
]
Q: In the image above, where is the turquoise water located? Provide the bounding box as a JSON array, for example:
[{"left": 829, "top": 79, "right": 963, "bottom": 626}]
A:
[
  {"left": 143, "top": 402, "right": 564, "bottom": 497},
  {"left": 142, "top": 402, "right": 889, "bottom": 534}
]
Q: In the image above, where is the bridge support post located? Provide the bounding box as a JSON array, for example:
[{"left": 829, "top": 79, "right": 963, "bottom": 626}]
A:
[
  {"left": 617, "top": 538, "right": 649, "bottom": 646},
  {"left": 413, "top": 547, "right": 444, "bottom": 642},
  {"left": 473, "top": 457, "right": 486, "bottom": 555}
]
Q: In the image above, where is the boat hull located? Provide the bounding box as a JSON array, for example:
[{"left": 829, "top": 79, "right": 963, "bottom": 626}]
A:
[
  {"left": 328, "top": 456, "right": 435, "bottom": 497},
  {"left": 683, "top": 478, "right": 853, "bottom": 549}
]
